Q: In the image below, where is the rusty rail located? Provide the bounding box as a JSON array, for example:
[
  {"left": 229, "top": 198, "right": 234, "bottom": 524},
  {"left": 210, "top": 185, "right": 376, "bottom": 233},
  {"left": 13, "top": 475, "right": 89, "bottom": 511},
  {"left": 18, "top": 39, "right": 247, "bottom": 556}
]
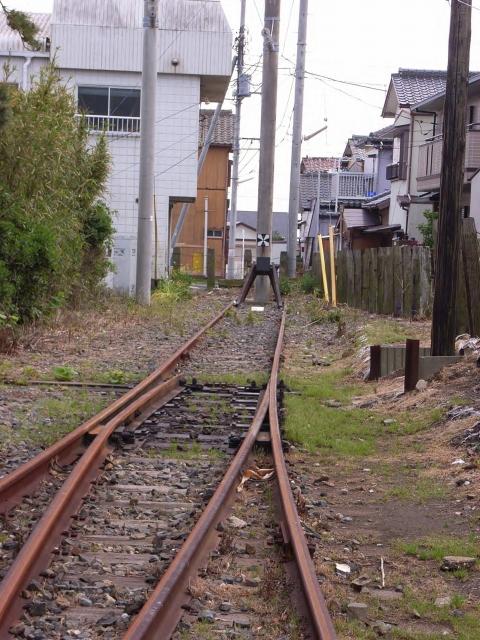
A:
[
  {"left": 0, "top": 376, "right": 183, "bottom": 636},
  {"left": 123, "top": 312, "right": 286, "bottom": 640},
  {"left": 269, "top": 330, "right": 337, "bottom": 638},
  {"left": 0, "top": 302, "right": 233, "bottom": 513}
]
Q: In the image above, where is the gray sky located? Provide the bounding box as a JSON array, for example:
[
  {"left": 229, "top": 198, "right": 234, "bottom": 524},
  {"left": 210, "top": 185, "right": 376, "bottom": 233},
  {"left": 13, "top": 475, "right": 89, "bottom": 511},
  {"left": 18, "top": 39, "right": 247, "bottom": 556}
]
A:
[{"left": 9, "top": 0, "right": 480, "bottom": 210}]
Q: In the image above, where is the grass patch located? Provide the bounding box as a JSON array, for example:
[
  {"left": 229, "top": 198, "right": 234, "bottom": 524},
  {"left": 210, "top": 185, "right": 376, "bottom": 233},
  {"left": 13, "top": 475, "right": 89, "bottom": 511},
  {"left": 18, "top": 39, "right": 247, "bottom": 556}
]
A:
[
  {"left": 361, "top": 319, "right": 427, "bottom": 346},
  {"left": 158, "top": 442, "right": 225, "bottom": 461},
  {"left": 15, "top": 390, "right": 114, "bottom": 447},
  {"left": 385, "top": 476, "right": 448, "bottom": 503},
  {"left": 396, "top": 534, "right": 480, "bottom": 562},
  {"left": 386, "top": 408, "right": 444, "bottom": 435},
  {"left": 284, "top": 369, "right": 379, "bottom": 454}
]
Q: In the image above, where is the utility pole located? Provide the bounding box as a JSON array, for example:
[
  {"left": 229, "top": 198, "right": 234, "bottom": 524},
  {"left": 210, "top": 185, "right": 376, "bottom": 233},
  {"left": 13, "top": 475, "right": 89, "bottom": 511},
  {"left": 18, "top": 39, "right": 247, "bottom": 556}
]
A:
[
  {"left": 431, "top": 0, "right": 471, "bottom": 355},
  {"left": 287, "top": 0, "right": 308, "bottom": 279},
  {"left": 255, "top": 0, "right": 281, "bottom": 303},
  {"left": 136, "top": 0, "right": 158, "bottom": 305},
  {"left": 227, "top": 0, "right": 246, "bottom": 280}
]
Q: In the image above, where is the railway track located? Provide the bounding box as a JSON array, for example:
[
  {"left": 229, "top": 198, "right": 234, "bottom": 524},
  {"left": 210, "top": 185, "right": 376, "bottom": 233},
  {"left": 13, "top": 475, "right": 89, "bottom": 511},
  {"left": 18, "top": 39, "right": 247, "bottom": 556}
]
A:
[{"left": 0, "top": 302, "right": 336, "bottom": 640}]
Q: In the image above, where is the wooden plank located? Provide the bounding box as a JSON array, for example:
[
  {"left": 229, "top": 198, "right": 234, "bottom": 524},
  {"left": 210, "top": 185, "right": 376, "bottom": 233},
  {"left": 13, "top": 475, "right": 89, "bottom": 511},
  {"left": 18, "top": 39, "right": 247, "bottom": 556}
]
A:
[
  {"left": 392, "top": 245, "right": 403, "bottom": 317},
  {"left": 455, "top": 243, "right": 469, "bottom": 335},
  {"left": 411, "top": 246, "right": 421, "bottom": 319},
  {"left": 383, "top": 248, "right": 394, "bottom": 315},
  {"left": 337, "top": 251, "right": 347, "bottom": 303},
  {"left": 377, "top": 248, "right": 385, "bottom": 315},
  {"left": 368, "top": 249, "right": 378, "bottom": 314},
  {"left": 361, "top": 249, "right": 370, "bottom": 310},
  {"left": 346, "top": 250, "right": 355, "bottom": 307},
  {"left": 461, "top": 217, "right": 480, "bottom": 336},
  {"left": 419, "top": 247, "right": 433, "bottom": 317},
  {"left": 402, "top": 246, "right": 414, "bottom": 319},
  {"left": 353, "top": 250, "right": 362, "bottom": 309}
]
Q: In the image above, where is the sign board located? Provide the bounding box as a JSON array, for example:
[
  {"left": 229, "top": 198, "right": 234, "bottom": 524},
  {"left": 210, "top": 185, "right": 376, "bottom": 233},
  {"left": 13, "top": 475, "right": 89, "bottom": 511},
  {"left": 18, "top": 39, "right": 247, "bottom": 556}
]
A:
[{"left": 257, "top": 233, "right": 270, "bottom": 247}]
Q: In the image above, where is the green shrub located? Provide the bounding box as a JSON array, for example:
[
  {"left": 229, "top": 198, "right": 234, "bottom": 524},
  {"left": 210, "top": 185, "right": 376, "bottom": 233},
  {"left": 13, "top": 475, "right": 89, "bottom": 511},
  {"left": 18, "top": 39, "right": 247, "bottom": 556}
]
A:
[
  {"left": 0, "top": 65, "right": 113, "bottom": 323},
  {"left": 299, "top": 273, "right": 317, "bottom": 294},
  {"left": 418, "top": 209, "right": 438, "bottom": 248},
  {"left": 279, "top": 278, "right": 291, "bottom": 296},
  {"left": 52, "top": 365, "right": 78, "bottom": 382}
]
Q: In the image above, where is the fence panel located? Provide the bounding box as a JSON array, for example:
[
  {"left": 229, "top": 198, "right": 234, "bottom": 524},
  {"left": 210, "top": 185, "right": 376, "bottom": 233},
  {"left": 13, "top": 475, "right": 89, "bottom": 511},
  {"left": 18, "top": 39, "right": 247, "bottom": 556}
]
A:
[{"left": 337, "top": 246, "right": 434, "bottom": 319}]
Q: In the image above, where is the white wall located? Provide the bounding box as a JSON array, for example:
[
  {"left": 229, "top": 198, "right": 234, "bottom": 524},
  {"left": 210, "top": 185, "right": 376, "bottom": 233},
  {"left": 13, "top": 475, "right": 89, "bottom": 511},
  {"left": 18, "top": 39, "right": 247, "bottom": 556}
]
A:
[{"left": 470, "top": 172, "right": 480, "bottom": 231}]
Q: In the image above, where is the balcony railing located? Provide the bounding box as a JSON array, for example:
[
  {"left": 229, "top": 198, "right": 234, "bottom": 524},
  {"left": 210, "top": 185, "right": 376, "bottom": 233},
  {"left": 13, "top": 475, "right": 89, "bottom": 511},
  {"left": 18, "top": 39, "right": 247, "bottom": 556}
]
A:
[
  {"left": 76, "top": 114, "right": 141, "bottom": 134},
  {"left": 418, "top": 129, "right": 480, "bottom": 187},
  {"left": 314, "top": 172, "right": 375, "bottom": 202}
]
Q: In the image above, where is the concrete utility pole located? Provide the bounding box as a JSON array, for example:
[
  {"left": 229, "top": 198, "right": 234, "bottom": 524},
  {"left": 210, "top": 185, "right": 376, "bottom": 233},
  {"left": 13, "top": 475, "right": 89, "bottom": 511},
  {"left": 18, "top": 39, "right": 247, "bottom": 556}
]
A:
[
  {"left": 431, "top": 0, "right": 472, "bottom": 355},
  {"left": 227, "top": 0, "right": 246, "bottom": 280},
  {"left": 255, "top": 0, "right": 281, "bottom": 303},
  {"left": 287, "top": 0, "right": 308, "bottom": 279},
  {"left": 136, "top": 0, "right": 158, "bottom": 305}
]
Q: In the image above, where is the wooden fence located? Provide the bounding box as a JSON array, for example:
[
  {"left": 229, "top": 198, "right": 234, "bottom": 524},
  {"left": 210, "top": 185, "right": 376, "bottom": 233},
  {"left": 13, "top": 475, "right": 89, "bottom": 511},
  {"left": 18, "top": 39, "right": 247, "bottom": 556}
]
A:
[{"left": 335, "top": 246, "right": 433, "bottom": 319}]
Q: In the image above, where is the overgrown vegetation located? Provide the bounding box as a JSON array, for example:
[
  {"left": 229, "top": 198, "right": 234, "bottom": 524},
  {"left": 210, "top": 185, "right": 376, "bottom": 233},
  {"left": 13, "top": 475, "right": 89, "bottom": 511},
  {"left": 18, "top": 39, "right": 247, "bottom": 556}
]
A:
[
  {"left": 0, "top": 3, "right": 41, "bottom": 50},
  {"left": 396, "top": 534, "right": 479, "bottom": 563},
  {"left": 0, "top": 65, "right": 114, "bottom": 326},
  {"left": 418, "top": 209, "right": 438, "bottom": 249}
]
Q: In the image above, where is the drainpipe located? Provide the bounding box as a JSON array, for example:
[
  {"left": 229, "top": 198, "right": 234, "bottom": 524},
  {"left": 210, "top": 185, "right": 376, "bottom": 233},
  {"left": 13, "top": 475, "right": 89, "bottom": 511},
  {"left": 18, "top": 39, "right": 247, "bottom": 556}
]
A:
[{"left": 22, "top": 55, "right": 32, "bottom": 91}]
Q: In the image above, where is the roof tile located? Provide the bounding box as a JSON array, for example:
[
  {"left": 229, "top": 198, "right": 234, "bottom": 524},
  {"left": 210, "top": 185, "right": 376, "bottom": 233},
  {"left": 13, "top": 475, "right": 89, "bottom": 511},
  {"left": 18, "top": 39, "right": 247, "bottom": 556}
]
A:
[{"left": 199, "top": 109, "right": 234, "bottom": 147}]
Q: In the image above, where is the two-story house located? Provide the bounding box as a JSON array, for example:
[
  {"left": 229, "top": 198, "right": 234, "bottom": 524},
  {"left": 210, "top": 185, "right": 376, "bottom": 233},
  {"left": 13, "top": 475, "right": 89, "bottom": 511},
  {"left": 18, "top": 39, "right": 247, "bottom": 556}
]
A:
[
  {"left": 381, "top": 69, "right": 448, "bottom": 240},
  {"left": 412, "top": 73, "right": 480, "bottom": 232},
  {"left": 0, "top": 1, "right": 232, "bottom": 293}
]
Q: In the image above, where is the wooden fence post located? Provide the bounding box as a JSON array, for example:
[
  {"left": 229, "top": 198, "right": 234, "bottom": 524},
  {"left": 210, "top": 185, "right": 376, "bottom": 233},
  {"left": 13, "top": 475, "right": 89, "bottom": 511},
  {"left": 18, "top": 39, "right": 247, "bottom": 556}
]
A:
[
  {"left": 462, "top": 217, "right": 480, "bottom": 336},
  {"left": 368, "top": 248, "right": 378, "bottom": 313},
  {"left": 207, "top": 248, "right": 215, "bottom": 289},
  {"left": 353, "top": 250, "right": 362, "bottom": 308},
  {"left": 404, "top": 338, "right": 420, "bottom": 392},
  {"left": 383, "top": 249, "right": 394, "bottom": 314},
  {"left": 346, "top": 250, "right": 355, "bottom": 307},
  {"left": 393, "top": 245, "right": 403, "bottom": 317},
  {"left": 369, "top": 345, "right": 381, "bottom": 381}
]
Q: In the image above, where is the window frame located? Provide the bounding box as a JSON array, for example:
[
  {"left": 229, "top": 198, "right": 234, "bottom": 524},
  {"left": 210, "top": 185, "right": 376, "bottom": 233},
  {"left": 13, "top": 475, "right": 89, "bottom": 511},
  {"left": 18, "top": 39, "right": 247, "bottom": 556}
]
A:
[{"left": 77, "top": 85, "right": 141, "bottom": 118}]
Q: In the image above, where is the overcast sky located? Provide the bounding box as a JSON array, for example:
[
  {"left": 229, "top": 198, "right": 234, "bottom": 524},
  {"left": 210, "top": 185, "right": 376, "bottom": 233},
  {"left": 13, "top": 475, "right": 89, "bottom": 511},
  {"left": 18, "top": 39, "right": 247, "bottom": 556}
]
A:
[{"left": 9, "top": 0, "right": 480, "bottom": 210}]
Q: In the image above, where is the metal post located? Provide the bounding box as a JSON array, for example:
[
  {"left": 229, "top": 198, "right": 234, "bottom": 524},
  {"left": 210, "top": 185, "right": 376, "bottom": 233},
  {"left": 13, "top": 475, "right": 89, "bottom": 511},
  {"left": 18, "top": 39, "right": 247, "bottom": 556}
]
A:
[
  {"left": 227, "top": 0, "right": 246, "bottom": 279},
  {"left": 203, "top": 196, "right": 209, "bottom": 277},
  {"left": 404, "top": 339, "right": 420, "bottom": 392},
  {"left": 136, "top": 0, "right": 158, "bottom": 305},
  {"left": 255, "top": 0, "right": 281, "bottom": 303},
  {"left": 369, "top": 345, "right": 381, "bottom": 381},
  {"left": 287, "top": 0, "right": 308, "bottom": 278}
]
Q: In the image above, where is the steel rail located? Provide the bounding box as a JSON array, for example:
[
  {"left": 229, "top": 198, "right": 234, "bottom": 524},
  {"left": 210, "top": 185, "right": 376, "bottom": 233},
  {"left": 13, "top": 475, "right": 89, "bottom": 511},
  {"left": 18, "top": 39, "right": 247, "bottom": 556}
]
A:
[
  {"left": 123, "top": 312, "right": 287, "bottom": 640},
  {"left": 269, "top": 325, "right": 337, "bottom": 638},
  {"left": 0, "top": 301, "right": 234, "bottom": 513},
  {"left": 0, "top": 376, "right": 183, "bottom": 637}
]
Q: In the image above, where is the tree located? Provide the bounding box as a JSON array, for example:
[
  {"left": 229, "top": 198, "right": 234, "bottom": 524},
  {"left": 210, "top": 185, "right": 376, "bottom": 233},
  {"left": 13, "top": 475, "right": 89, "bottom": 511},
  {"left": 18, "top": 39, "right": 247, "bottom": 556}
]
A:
[{"left": 0, "top": 2, "right": 41, "bottom": 50}]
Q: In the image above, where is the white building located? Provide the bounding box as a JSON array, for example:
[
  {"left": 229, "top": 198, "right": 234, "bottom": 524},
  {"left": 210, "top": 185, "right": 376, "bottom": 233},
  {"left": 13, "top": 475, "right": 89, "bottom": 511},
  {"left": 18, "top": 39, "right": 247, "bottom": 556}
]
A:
[{"left": 0, "top": 1, "right": 232, "bottom": 293}]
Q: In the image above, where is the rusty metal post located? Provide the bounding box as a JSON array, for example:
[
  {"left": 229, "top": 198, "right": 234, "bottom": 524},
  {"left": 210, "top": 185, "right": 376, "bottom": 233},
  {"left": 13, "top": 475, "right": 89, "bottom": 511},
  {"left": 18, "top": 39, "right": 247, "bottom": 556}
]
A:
[
  {"left": 369, "top": 345, "right": 381, "bottom": 381},
  {"left": 404, "top": 338, "right": 420, "bottom": 392}
]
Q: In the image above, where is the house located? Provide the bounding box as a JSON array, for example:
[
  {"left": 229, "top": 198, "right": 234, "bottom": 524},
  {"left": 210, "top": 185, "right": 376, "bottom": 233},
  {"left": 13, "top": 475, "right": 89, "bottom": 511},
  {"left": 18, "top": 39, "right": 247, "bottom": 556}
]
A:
[
  {"left": 226, "top": 210, "right": 288, "bottom": 278},
  {"left": 411, "top": 73, "right": 480, "bottom": 232},
  {"left": 298, "top": 146, "right": 384, "bottom": 266},
  {"left": 0, "top": 1, "right": 232, "bottom": 294},
  {"left": 170, "top": 110, "right": 234, "bottom": 277},
  {"left": 380, "top": 69, "right": 450, "bottom": 240}
]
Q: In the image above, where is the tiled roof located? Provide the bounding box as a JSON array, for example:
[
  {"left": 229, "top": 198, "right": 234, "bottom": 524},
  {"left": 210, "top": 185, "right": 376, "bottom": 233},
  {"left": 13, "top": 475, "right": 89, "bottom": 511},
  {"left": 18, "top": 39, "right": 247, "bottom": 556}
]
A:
[
  {"left": 300, "top": 173, "right": 334, "bottom": 209},
  {"left": 0, "top": 12, "right": 51, "bottom": 52},
  {"left": 368, "top": 124, "right": 395, "bottom": 141},
  {"left": 301, "top": 157, "right": 340, "bottom": 174},
  {"left": 391, "top": 69, "right": 448, "bottom": 107},
  {"left": 199, "top": 109, "right": 234, "bottom": 147}
]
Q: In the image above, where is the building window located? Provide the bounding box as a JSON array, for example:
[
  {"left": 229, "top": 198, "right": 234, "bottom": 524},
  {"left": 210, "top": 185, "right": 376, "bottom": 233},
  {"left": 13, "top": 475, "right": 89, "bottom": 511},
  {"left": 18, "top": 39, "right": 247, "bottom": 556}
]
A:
[
  {"left": 78, "top": 86, "right": 141, "bottom": 132},
  {"left": 207, "top": 229, "right": 223, "bottom": 238}
]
